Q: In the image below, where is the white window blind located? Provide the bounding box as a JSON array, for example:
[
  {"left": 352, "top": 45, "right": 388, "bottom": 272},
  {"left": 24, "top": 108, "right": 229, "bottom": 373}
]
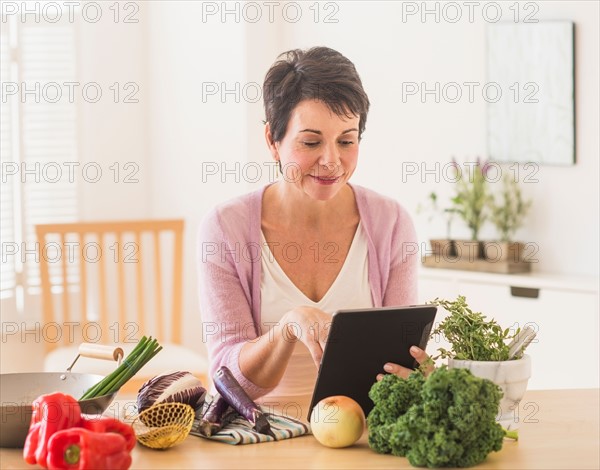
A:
[
  {"left": 1, "top": 26, "right": 16, "bottom": 302},
  {"left": 1, "top": 12, "right": 79, "bottom": 319}
]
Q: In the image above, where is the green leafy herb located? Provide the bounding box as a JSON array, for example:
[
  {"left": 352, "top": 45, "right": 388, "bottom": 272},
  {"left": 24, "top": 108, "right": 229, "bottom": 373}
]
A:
[
  {"left": 449, "top": 158, "right": 493, "bottom": 241},
  {"left": 488, "top": 173, "right": 532, "bottom": 242},
  {"left": 430, "top": 296, "right": 522, "bottom": 361}
]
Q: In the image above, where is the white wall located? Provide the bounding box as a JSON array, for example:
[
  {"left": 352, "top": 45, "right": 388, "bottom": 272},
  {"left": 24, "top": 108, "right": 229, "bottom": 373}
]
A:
[{"left": 77, "top": 6, "right": 151, "bottom": 219}]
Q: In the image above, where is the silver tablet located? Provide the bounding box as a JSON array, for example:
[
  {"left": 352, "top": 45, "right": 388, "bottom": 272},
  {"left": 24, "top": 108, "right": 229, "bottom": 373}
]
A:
[{"left": 307, "top": 305, "right": 437, "bottom": 420}]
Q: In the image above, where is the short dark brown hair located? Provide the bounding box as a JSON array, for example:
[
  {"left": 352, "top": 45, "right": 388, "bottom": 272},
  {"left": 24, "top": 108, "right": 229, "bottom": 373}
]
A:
[{"left": 263, "top": 46, "right": 370, "bottom": 142}]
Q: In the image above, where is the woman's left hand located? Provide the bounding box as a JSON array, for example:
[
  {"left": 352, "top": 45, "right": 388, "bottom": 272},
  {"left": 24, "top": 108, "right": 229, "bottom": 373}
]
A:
[{"left": 376, "top": 346, "right": 434, "bottom": 381}]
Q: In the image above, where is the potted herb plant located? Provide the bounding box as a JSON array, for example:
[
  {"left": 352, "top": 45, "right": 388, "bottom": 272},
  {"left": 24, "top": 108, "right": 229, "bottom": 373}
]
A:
[
  {"left": 449, "top": 158, "right": 492, "bottom": 260},
  {"left": 417, "top": 191, "right": 457, "bottom": 258},
  {"left": 431, "top": 296, "right": 535, "bottom": 433},
  {"left": 484, "top": 173, "right": 532, "bottom": 262}
]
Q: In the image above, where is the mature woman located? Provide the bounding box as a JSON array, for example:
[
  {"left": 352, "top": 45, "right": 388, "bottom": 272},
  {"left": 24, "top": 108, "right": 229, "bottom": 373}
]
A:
[{"left": 197, "top": 46, "right": 428, "bottom": 419}]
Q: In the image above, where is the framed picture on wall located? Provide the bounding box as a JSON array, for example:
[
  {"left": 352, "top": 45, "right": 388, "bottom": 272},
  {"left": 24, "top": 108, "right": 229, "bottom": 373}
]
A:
[{"left": 486, "top": 21, "right": 575, "bottom": 165}]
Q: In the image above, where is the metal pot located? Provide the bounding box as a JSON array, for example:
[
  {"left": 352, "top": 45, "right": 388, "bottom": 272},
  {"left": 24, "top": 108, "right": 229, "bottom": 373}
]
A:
[{"left": 0, "top": 344, "right": 124, "bottom": 448}]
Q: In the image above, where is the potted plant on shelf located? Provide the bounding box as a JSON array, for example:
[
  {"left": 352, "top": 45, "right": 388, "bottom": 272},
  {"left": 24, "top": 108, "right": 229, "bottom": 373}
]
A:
[
  {"left": 431, "top": 295, "right": 536, "bottom": 435},
  {"left": 449, "top": 158, "right": 492, "bottom": 260},
  {"left": 417, "top": 191, "right": 457, "bottom": 258},
  {"left": 485, "top": 174, "right": 532, "bottom": 262}
]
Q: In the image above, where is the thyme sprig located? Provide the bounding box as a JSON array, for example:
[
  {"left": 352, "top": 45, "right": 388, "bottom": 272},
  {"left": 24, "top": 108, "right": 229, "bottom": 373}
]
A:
[{"left": 430, "top": 296, "right": 521, "bottom": 361}]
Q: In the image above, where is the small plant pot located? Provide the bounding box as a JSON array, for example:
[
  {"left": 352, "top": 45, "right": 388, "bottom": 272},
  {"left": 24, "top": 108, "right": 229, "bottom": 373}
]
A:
[
  {"left": 429, "top": 239, "right": 457, "bottom": 258},
  {"left": 448, "top": 355, "right": 531, "bottom": 430},
  {"left": 482, "top": 241, "right": 526, "bottom": 262},
  {"left": 453, "top": 239, "right": 484, "bottom": 261}
]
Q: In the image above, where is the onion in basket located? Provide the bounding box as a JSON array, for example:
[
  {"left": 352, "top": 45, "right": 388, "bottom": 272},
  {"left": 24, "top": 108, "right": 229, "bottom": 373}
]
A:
[{"left": 137, "top": 371, "right": 206, "bottom": 413}]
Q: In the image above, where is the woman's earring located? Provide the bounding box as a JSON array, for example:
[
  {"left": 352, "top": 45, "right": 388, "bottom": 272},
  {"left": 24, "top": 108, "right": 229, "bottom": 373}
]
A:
[{"left": 277, "top": 160, "right": 282, "bottom": 175}]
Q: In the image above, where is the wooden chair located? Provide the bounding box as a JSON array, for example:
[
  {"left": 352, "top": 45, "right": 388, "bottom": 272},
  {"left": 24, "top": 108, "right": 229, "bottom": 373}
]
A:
[{"left": 36, "top": 219, "right": 207, "bottom": 393}]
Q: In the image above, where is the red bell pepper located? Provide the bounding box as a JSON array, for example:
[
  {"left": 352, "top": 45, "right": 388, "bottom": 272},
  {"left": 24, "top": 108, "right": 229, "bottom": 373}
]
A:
[
  {"left": 46, "top": 428, "right": 132, "bottom": 470},
  {"left": 23, "top": 393, "right": 82, "bottom": 468},
  {"left": 23, "top": 422, "right": 41, "bottom": 465},
  {"left": 80, "top": 416, "right": 136, "bottom": 451}
]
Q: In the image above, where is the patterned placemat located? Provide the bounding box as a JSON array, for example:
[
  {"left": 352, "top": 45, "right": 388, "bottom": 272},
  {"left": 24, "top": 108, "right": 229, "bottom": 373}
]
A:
[{"left": 190, "top": 408, "right": 310, "bottom": 445}]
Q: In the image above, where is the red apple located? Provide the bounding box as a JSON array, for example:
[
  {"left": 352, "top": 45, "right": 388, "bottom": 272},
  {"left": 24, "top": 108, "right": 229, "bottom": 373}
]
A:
[{"left": 310, "top": 396, "right": 366, "bottom": 448}]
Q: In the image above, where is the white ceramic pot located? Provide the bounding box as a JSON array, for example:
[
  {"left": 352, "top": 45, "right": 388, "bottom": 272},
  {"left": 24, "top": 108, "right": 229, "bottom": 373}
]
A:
[{"left": 448, "top": 355, "right": 531, "bottom": 430}]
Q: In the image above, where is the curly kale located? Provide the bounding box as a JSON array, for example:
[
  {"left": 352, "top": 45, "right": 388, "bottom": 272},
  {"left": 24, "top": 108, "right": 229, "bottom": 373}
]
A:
[
  {"left": 368, "top": 367, "right": 505, "bottom": 468},
  {"left": 367, "top": 372, "right": 425, "bottom": 455}
]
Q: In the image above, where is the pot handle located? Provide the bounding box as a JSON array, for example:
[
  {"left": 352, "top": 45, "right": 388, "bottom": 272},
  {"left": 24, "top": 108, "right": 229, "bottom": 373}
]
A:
[
  {"left": 79, "top": 343, "right": 124, "bottom": 362},
  {"left": 66, "top": 343, "right": 124, "bottom": 372}
]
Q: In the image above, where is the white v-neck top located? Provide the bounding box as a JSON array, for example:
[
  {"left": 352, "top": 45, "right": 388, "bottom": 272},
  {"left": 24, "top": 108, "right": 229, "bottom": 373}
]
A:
[{"left": 257, "top": 222, "right": 373, "bottom": 417}]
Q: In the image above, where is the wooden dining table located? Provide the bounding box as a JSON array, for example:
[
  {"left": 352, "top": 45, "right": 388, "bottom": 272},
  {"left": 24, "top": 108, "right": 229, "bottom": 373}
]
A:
[{"left": 1, "top": 388, "right": 598, "bottom": 469}]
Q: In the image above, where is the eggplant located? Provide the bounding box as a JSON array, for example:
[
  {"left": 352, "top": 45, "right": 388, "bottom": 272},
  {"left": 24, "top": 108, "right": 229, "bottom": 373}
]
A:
[
  {"left": 213, "top": 366, "right": 275, "bottom": 438},
  {"left": 197, "top": 394, "right": 236, "bottom": 437}
]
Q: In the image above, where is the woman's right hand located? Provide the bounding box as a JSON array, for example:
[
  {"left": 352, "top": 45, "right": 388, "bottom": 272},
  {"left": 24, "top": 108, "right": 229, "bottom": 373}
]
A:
[
  {"left": 375, "top": 346, "right": 435, "bottom": 381},
  {"left": 284, "top": 306, "right": 332, "bottom": 367}
]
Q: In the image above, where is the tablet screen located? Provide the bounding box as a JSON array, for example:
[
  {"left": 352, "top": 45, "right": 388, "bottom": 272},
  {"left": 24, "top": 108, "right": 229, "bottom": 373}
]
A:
[{"left": 307, "top": 305, "right": 437, "bottom": 420}]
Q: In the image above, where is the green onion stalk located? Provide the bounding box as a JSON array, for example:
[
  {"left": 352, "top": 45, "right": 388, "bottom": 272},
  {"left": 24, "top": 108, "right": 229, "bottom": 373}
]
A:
[{"left": 80, "top": 336, "right": 162, "bottom": 399}]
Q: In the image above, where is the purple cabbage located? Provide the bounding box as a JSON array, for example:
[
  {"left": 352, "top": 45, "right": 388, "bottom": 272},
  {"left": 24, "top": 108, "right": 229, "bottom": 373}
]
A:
[{"left": 137, "top": 371, "right": 206, "bottom": 413}]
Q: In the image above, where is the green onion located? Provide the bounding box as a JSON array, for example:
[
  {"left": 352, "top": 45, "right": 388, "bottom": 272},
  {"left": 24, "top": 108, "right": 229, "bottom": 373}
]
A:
[{"left": 80, "top": 336, "right": 162, "bottom": 400}]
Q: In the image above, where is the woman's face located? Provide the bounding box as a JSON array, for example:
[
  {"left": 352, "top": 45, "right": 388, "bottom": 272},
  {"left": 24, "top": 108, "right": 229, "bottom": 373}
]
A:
[{"left": 267, "top": 99, "right": 360, "bottom": 201}]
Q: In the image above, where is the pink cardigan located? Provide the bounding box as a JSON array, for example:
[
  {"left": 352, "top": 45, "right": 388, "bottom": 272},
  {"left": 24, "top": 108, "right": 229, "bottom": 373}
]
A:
[{"left": 196, "top": 183, "right": 418, "bottom": 398}]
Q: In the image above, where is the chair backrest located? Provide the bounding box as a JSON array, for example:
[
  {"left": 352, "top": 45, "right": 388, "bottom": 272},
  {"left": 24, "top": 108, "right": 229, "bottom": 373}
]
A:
[{"left": 35, "top": 219, "right": 184, "bottom": 352}]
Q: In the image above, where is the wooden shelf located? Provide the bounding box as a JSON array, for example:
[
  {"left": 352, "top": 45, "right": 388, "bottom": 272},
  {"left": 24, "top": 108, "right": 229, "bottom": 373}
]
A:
[{"left": 422, "top": 255, "right": 532, "bottom": 274}]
